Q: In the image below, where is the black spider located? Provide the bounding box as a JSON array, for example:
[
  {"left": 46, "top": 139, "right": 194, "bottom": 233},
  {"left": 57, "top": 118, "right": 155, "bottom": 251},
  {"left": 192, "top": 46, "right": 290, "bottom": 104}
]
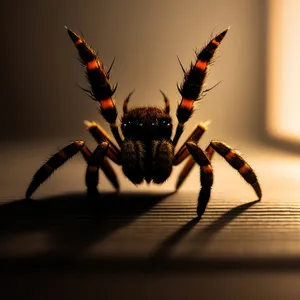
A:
[{"left": 25, "top": 27, "right": 262, "bottom": 216}]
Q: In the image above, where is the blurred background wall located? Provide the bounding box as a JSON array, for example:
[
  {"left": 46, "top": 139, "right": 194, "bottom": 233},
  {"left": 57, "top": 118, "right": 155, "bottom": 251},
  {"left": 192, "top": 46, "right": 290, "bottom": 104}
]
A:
[{"left": 0, "top": 0, "right": 267, "bottom": 147}]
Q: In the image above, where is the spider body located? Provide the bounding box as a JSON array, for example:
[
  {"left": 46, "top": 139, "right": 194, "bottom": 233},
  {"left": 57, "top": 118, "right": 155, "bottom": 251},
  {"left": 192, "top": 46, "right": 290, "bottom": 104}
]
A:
[
  {"left": 121, "top": 106, "right": 174, "bottom": 185},
  {"left": 25, "top": 27, "right": 262, "bottom": 216}
]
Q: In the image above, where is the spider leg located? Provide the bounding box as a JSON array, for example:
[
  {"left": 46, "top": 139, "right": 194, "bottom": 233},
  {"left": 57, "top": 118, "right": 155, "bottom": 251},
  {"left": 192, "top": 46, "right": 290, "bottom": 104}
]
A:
[
  {"left": 80, "top": 144, "right": 119, "bottom": 191},
  {"left": 26, "top": 141, "right": 84, "bottom": 198},
  {"left": 173, "top": 122, "right": 208, "bottom": 166},
  {"left": 185, "top": 142, "right": 213, "bottom": 217},
  {"left": 207, "top": 140, "right": 262, "bottom": 199},
  {"left": 173, "top": 28, "right": 228, "bottom": 147},
  {"left": 25, "top": 141, "right": 120, "bottom": 199},
  {"left": 177, "top": 140, "right": 261, "bottom": 216},
  {"left": 84, "top": 120, "right": 122, "bottom": 165},
  {"left": 65, "top": 27, "right": 123, "bottom": 147},
  {"left": 85, "top": 142, "right": 108, "bottom": 189},
  {"left": 176, "top": 143, "right": 212, "bottom": 190}
]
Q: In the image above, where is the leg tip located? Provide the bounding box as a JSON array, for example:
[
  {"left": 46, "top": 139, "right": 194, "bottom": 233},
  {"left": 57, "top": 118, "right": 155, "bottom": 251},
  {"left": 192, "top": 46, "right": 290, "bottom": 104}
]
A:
[
  {"left": 25, "top": 185, "right": 35, "bottom": 200},
  {"left": 197, "top": 203, "right": 208, "bottom": 217},
  {"left": 25, "top": 195, "right": 31, "bottom": 201},
  {"left": 197, "top": 187, "right": 211, "bottom": 217},
  {"left": 252, "top": 182, "right": 262, "bottom": 200},
  {"left": 87, "top": 187, "right": 99, "bottom": 197}
]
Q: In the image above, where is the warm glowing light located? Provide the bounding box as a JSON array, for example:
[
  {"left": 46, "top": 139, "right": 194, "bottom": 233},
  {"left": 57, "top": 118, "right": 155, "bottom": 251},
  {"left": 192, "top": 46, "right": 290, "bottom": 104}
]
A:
[{"left": 267, "top": 0, "right": 300, "bottom": 142}]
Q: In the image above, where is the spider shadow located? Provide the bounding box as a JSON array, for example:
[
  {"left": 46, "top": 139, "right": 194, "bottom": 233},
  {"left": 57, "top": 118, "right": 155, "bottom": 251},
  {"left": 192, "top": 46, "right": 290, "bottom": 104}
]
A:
[
  {"left": 150, "top": 199, "right": 260, "bottom": 261},
  {"left": 0, "top": 191, "right": 171, "bottom": 258}
]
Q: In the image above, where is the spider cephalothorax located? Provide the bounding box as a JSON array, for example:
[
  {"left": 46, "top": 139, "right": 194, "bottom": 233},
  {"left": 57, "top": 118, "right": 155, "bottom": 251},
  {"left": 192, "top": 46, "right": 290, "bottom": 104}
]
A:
[
  {"left": 25, "top": 26, "right": 262, "bottom": 217},
  {"left": 121, "top": 107, "right": 173, "bottom": 141}
]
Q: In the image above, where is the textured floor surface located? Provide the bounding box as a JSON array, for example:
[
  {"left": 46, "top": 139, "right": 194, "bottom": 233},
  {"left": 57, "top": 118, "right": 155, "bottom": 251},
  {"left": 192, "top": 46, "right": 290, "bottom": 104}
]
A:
[{"left": 1, "top": 140, "right": 300, "bottom": 299}]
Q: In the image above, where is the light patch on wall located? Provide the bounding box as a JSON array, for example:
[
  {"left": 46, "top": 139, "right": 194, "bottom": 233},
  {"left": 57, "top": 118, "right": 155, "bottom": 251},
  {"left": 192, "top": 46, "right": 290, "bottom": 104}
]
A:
[{"left": 267, "top": 0, "right": 300, "bottom": 143}]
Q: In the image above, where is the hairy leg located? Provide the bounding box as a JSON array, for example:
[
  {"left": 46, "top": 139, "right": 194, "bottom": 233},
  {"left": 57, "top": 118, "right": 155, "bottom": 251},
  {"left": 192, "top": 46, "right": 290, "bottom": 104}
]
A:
[
  {"left": 177, "top": 140, "right": 261, "bottom": 216},
  {"left": 173, "top": 29, "right": 228, "bottom": 147},
  {"left": 186, "top": 142, "right": 213, "bottom": 216},
  {"left": 176, "top": 143, "right": 212, "bottom": 190},
  {"left": 80, "top": 143, "right": 119, "bottom": 191},
  {"left": 173, "top": 122, "right": 207, "bottom": 166},
  {"left": 26, "top": 141, "right": 120, "bottom": 198},
  {"left": 66, "top": 27, "right": 124, "bottom": 146},
  {"left": 207, "top": 141, "right": 262, "bottom": 199},
  {"left": 26, "top": 141, "right": 85, "bottom": 198},
  {"left": 84, "top": 120, "right": 121, "bottom": 165}
]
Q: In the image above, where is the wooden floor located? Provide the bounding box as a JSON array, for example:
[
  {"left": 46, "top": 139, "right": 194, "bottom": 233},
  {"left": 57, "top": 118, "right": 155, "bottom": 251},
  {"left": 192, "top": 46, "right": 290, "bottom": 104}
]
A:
[{"left": 1, "top": 140, "right": 300, "bottom": 299}]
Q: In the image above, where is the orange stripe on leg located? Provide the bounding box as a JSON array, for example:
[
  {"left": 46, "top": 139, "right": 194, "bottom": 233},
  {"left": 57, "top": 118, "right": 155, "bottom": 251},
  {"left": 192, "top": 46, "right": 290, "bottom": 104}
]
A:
[
  {"left": 195, "top": 60, "right": 207, "bottom": 70},
  {"left": 201, "top": 164, "right": 213, "bottom": 173},
  {"left": 101, "top": 98, "right": 115, "bottom": 110},
  {"left": 180, "top": 98, "right": 194, "bottom": 110},
  {"left": 87, "top": 59, "right": 100, "bottom": 70},
  {"left": 75, "top": 39, "right": 83, "bottom": 45},
  {"left": 225, "top": 150, "right": 235, "bottom": 161},
  {"left": 238, "top": 163, "right": 251, "bottom": 175},
  {"left": 211, "top": 39, "right": 220, "bottom": 46}
]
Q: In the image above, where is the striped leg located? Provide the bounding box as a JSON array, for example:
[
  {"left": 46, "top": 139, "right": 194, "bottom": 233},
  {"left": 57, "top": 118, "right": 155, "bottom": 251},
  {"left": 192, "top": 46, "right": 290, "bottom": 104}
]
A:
[
  {"left": 85, "top": 142, "right": 108, "bottom": 189},
  {"left": 173, "top": 122, "right": 208, "bottom": 166},
  {"left": 25, "top": 141, "right": 119, "bottom": 199},
  {"left": 84, "top": 120, "right": 122, "bottom": 165},
  {"left": 65, "top": 27, "right": 123, "bottom": 147},
  {"left": 177, "top": 140, "right": 262, "bottom": 216},
  {"left": 80, "top": 144, "right": 120, "bottom": 191},
  {"left": 185, "top": 142, "right": 213, "bottom": 217},
  {"left": 207, "top": 141, "right": 262, "bottom": 199},
  {"left": 176, "top": 143, "right": 213, "bottom": 190},
  {"left": 173, "top": 28, "right": 229, "bottom": 147}
]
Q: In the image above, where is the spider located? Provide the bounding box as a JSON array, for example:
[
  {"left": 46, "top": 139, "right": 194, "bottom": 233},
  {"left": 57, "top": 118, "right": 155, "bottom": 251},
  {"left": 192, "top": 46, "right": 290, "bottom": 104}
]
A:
[{"left": 25, "top": 26, "right": 262, "bottom": 217}]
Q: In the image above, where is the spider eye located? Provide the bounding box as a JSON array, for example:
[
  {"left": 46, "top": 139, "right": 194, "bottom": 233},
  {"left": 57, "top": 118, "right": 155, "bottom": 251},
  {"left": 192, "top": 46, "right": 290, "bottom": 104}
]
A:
[
  {"left": 122, "top": 120, "right": 132, "bottom": 129},
  {"left": 139, "top": 122, "right": 143, "bottom": 127},
  {"left": 159, "top": 119, "right": 172, "bottom": 127}
]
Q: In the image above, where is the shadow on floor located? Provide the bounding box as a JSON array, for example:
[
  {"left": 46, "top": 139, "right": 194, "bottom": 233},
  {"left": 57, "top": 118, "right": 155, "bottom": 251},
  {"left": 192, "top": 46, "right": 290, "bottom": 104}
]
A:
[
  {"left": 150, "top": 200, "right": 260, "bottom": 261},
  {"left": 0, "top": 191, "right": 171, "bottom": 258}
]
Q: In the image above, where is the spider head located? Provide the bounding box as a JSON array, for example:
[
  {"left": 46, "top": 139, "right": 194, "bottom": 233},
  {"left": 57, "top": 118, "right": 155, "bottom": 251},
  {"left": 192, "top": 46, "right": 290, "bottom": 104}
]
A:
[{"left": 121, "top": 107, "right": 173, "bottom": 141}]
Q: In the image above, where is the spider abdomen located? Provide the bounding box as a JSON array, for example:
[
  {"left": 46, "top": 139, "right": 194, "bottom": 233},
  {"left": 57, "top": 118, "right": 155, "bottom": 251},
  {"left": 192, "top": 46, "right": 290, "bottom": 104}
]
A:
[{"left": 121, "top": 139, "right": 174, "bottom": 184}]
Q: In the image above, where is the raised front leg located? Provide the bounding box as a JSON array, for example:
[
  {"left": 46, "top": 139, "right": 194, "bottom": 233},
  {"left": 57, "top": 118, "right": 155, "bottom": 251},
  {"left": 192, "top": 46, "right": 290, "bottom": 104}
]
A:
[
  {"left": 172, "top": 29, "right": 229, "bottom": 147},
  {"left": 66, "top": 27, "right": 124, "bottom": 146}
]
